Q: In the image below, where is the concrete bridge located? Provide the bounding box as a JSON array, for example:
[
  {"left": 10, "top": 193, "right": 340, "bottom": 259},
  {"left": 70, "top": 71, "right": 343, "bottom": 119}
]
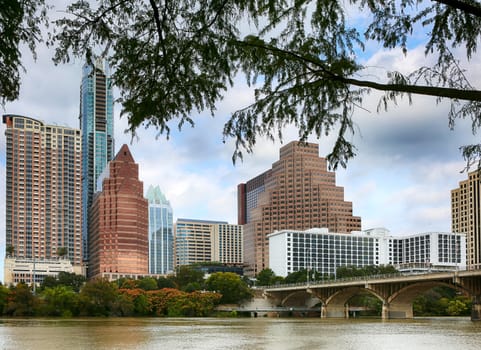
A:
[{"left": 249, "top": 270, "right": 481, "bottom": 320}]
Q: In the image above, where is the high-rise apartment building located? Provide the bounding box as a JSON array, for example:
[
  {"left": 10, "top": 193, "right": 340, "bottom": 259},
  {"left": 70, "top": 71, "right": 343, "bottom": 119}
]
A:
[
  {"left": 452, "top": 170, "right": 481, "bottom": 269},
  {"left": 174, "top": 219, "right": 243, "bottom": 267},
  {"left": 80, "top": 58, "right": 114, "bottom": 262},
  {"left": 146, "top": 185, "right": 174, "bottom": 275},
  {"left": 214, "top": 223, "right": 244, "bottom": 265},
  {"left": 88, "top": 144, "right": 148, "bottom": 279},
  {"left": 3, "top": 114, "right": 83, "bottom": 282},
  {"left": 238, "top": 141, "right": 361, "bottom": 275}
]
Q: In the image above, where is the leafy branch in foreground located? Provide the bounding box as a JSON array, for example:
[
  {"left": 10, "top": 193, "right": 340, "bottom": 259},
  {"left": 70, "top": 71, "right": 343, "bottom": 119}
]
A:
[
  {"left": 5, "top": 0, "right": 481, "bottom": 169},
  {"left": 0, "top": 0, "right": 49, "bottom": 105}
]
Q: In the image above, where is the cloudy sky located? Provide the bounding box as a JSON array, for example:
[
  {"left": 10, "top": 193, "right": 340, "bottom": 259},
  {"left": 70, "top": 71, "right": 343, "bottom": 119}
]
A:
[{"left": 1, "top": 3, "right": 480, "bottom": 282}]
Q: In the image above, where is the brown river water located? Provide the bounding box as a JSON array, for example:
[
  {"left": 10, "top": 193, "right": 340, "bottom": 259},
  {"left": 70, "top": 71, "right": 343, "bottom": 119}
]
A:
[{"left": 1, "top": 317, "right": 481, "bottom": 349}]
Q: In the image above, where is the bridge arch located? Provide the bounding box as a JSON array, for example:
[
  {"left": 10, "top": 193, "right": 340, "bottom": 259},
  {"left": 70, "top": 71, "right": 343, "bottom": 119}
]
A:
[
  {"left": 317, "top": 286, "right": 385, "bottom": 318},
  {"left": 261, "top": 270, "right": 481, "bottom": 320},
  {"left": 385, "top": 281, "right": 470, "bottom": 319},
  {"left": 325, "top": 286, "right": 385, "bottom": 306},
  {"left": 281, "top": 290, "right": 322, "bottom": 308}
]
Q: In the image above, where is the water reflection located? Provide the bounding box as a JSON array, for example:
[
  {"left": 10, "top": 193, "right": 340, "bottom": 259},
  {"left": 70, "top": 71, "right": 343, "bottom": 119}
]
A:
[{"left": 1, "top": 317, "right": 481, "bottom": 350}]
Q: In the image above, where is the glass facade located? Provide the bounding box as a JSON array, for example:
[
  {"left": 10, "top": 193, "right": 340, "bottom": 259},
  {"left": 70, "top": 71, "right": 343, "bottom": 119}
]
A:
[
  {"left": 146, "top": 185, "right": 174, "bottom": 274},
  {"left": 80, "top": 58, "right": 114, "bottom": 261}
]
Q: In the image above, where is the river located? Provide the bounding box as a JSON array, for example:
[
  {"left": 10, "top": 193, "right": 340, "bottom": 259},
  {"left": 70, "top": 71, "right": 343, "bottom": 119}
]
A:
[{"left": 1, "top": 317, "right": 481, "bottom": 349}]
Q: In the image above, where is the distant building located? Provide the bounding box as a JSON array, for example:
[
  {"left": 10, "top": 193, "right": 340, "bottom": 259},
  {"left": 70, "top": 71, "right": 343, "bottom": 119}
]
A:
[
  {"left": 3, "top": 114, "right": 83, "bottom": 280},
  {"left": 80, "top": 58, "right": 114, "bottom": 262},
  {"left": 88, "top": 144, "right": 148, "bottom": 279},
  {"left": 4, "top": 257, "right": 76, "bottom": 286},
  {"left": 146, "top": 185, "right": 174, "bottom": 275},
  {"left": 238, "top": 141, "right": 361, "bottom": 275},
  {"left": 174, "top": 219, "right": 243, "bottom": 267},
  {"left": 213, "top": 223, "right": 243, "bottom": 265},
  {"left": 452, "top": 170, "right": 481, "bottom": 269},
  {"left": 268, "top": 228, "right": 466, "bottom": 277}
]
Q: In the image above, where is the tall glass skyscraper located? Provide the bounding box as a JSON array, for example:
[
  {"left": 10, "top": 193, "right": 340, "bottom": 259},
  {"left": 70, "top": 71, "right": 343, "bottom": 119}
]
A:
[
  {"left": 80, "top": 58, "right": 114, "bottom": 262},
  {"left": 146, "top": 185, "right": 174, "bottom": 274}
]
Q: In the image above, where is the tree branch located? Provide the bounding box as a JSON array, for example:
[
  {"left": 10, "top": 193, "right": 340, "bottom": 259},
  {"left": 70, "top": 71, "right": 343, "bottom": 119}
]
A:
[
  {"left": 236, "top": 38, "right": 481, "bottom": 102},
  {"left": 434, "top": 0, "right": 481, "bottom": 18},
  {"left": 339, "top": 75, "right": 481, "bottom": 101}
]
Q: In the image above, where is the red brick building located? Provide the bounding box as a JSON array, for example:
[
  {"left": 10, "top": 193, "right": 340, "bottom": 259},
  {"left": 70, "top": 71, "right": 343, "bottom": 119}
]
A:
[{"left": 88, "top": 144, "right": 148, "bottom": 279}]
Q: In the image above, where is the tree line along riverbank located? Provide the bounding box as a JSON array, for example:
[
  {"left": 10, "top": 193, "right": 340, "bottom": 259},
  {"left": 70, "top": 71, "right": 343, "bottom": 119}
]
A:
[{"left": 0, "top": 265, "right": 472, "bottom": 317}]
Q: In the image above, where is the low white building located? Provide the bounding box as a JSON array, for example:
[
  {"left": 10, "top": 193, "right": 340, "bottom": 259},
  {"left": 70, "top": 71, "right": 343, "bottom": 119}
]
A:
[
  {"left": 268, "top": 228, "right": 466, "bottom": 277},
  {"left": 3, "top": 257, "right": 81, "bottom": 286}
]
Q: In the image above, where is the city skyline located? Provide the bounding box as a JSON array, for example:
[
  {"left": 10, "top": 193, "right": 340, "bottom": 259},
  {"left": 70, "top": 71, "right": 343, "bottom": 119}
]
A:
[{"left": 1, "top": 30, "right": 481, "bottom": 282}]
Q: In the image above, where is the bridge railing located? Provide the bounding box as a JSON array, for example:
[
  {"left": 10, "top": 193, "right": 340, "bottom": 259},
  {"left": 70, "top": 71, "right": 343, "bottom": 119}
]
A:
[
  {"left": 257, "top": 266, "right": 481, "bottom": 290},
  {"left": 257, "top": 273, "right": 401, "bottom": 290},
  {"left": 257, "top": 270, "right": 463, "bottom": 290}
]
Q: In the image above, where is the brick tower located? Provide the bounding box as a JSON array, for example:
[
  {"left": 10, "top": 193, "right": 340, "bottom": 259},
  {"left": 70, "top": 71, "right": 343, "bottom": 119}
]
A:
[{"left": 88, "top": 144, "right": 148, "bottom": 278}]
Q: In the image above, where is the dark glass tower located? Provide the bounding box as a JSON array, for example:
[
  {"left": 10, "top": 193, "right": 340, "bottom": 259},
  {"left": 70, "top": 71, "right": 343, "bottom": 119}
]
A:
[{"left": 80, "top": 58, "right": 114, "bottom": 262}]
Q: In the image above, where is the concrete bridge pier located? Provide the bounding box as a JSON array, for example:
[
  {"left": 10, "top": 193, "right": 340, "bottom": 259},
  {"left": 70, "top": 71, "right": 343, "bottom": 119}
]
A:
[
  {"left": 382, "top": 302, "right": 413, "bottom": 319},
  {"left": 381, "top": 303, "right": 389, "bottom": 320},
  {"left": 471, "top": 296, "right": 481, "bottom": 321},
  {"left": 321, "top": 303, "right": 350, "bottom": 318}
]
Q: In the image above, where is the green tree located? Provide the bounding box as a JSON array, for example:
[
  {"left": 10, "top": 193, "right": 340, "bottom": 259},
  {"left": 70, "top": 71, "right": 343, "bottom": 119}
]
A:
[
  {"left": 78, "top": 279, "right": 119, "bottom": 316},
  {"left": 113, "top": 292, "right": 135, "bottom": 317},
  {"left": 5, "top": 245, "right": 14, "bottom": 257},
  {"left": 156, "top": 276, "right": 176, "bottom": 289},
  {"left": 4, "top": 283, "right": 38, "bottom": 316},
  {"left": 39, "top": 285, "right": 79, "bottom": 317},
  {"left": 40, "top": 275, "right": 59, "bottom": 291},
  {"left": 0, "top": 0, "right": 48, "bottom": 105},
  {"left": 137, "top": 277, "right": 158, "bottom": 291},
  {"left": 57, "top": 272, "right": 86, "bottom": 293},
  {"left": 118, "top": 289, "right": 152, "bottom": 316},
  {"left": 256, "top": 268, "right": 283, "bottom": 286},
  {"left": 205, "top": 272, "right": 253, "bottom": 304},
  {"left": 284, "top": 269, "right": 325, "bottom": 284},
  {"left": 56, "top": 247, "right": 67, "bottom": 258},
  {"left": 173, "top": 265, "right": 205, "bottom": 291},
  {"left": 49, "top": 0, "right": 481, "bottom": 168},
  {"left": 413, "top": 286, "right": 471, "bottom": 316},
  {"left": 39, "top": 272, "right": 86, "bottom": 293},
  {"left": 166, "top": 291, "right": 221, "bottom": 317},
  {"left": 0, "top": 284, "right": 10, "bottom": 315},
  {"left": 446, "top": 299, "right": 468, "bottom": 315}
]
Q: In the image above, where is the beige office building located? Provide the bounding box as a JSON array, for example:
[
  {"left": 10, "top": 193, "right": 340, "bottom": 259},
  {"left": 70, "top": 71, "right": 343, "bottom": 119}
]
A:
[
  {"left": 238, "top": 141, "right": 361, "bottom": 275},
  {"left": 452, "top": 170, "right": 481, "bottom": 269},
  {"left": 174, "top": 219, "right": 243, "bottom": 267}
]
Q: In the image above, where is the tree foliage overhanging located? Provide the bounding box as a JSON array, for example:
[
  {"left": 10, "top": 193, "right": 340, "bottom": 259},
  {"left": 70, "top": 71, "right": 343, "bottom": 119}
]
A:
[
  {"left": 0, "top": 0, "right": 48, "bottom": 104},
  {"left": 3, "top": 0, "right": 481, "bottom": 168}
]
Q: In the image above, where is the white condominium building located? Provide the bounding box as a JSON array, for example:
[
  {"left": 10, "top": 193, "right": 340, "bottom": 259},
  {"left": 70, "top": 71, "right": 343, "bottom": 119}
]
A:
[{"left": 268, "top": 227, "right": 466, "bottom": 277}]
